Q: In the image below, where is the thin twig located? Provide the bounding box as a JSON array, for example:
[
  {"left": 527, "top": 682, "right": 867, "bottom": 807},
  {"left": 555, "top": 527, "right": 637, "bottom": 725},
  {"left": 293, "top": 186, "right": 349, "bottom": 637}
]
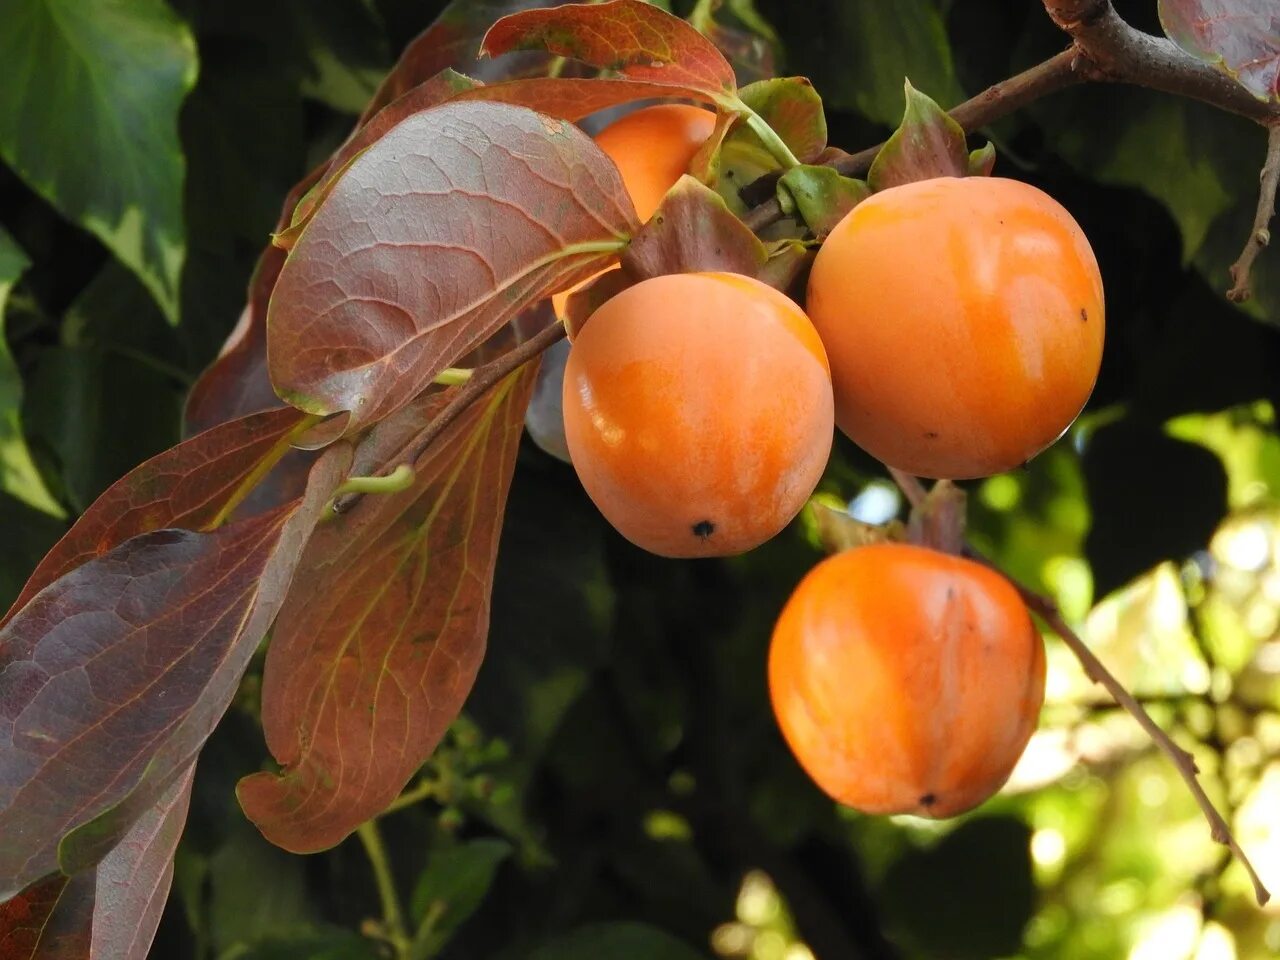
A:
[
  {"left": 332, "top": 320, "right": 566, "bottom": 515},
  {"left": 357, "top": 820, "right": 411, "bottom": 958},
  {"left": 886, "top": 467, "right": 1272, "bottom": 906},
  {"left": 1228, "top": 123, "right": 1280, "bottom": 303}
]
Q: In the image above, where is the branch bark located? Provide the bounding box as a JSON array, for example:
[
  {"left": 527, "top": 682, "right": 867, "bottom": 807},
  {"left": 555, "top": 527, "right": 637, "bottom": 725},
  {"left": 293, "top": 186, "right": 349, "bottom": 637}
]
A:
[{"left": 887, "top": 467, "right": 1272, "bottom": 907}]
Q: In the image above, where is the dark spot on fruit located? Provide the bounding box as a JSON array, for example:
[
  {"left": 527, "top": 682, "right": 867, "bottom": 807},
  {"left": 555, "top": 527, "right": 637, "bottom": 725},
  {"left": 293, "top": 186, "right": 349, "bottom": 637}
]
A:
[
  {"left": 919, "top": 793, "right": 936, "bottom": 807},
  {"left": 654, "top": 214, "right": 665, "bottom": 225},
  {"left": 692, "top": 520, "right": 715, "bottom": 539},
  {"left": 1080, "top": 307, "right": 1089, "bottom": 322},
  {"left": 924, "top": 430, "right": 939, "bottom": 439}
]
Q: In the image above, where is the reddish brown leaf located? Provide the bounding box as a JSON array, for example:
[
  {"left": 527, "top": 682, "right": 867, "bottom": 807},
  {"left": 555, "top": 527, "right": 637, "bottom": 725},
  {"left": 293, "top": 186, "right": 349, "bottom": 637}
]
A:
[
  {"left": 1160, "top": 0, "right": 1280, "bottom": 102},
  {"left": 480, "top": 0, "right": 737, "bottom": 98},
  {"left": 266, "top": 100, "right": 636, "bottom": 436},
  {"left": 86, "top": 764, "right": 193, "bottom": 960},
  {"left": 0, "top": 766, "right": 193, "bottom": 960},
  {"left": 0, "top": 447, "right": 349, "bottom": 897},
  {"left": 238, "top": 365, "right": 537, "bottom": 852},
  {"left": 3, "top": 407, "right": 307, "bottom": 624},
  {"left": 621, "top": 175, "right": 768, "bottom": 282},
  {"left": 361, "top": 0, "right": 584, "bottom": 125}
]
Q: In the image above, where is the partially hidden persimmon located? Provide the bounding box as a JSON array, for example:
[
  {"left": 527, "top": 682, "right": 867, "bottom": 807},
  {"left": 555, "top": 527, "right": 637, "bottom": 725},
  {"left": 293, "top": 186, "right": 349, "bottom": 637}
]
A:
[
  {"left": 553, "top": 104, "right": 718, "bottom": 331},
  {"left": 806, "top": 176, "right": 1105, "bottom": 479},
  {"left": 769, "top": 542, "right": 1045, "bottom": 818},
  {"left": 562, "top": 272, "right": 834, "bottom": 558}
]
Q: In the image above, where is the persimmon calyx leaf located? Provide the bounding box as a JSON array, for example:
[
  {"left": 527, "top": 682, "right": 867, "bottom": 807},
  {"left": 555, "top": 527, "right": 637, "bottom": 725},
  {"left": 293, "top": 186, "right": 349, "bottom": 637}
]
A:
[
  {"left": 906, "top": 478, "right": 968, "bottom": 555},
  {"left": 867, "top": 79, "right": 995, "bottom": 192},
  {"left": 777, "top": 165, "right": 871, "bottom": 238},
  {"left": 804, "top": 495, "right": 904, "bottom": 555}
]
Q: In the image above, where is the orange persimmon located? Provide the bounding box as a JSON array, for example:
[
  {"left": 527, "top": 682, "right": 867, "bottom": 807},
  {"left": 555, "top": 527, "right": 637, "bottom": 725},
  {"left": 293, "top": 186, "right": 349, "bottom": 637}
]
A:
[
  {"left": 553, "top": 103, "right": 717, "bottom": 331},
  {"left": 562, "top": 272, "right": 834, "bottom": 558},
  {"left": 805, "top": 176, "right": 1105, "bottom": 479},
  {"left": 769, "top": 542, "right": 1045, "bottom": 818}
]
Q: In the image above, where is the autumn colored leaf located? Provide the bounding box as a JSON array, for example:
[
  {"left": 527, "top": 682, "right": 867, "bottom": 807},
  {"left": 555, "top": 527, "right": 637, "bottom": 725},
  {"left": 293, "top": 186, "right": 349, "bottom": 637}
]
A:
[
  {"left": 360, "top": 0, "right": 582, "bottom": 124},
  {"left": 0, "top": 447, "right": 349, "bottom": 897},
  {"left": 238, "top": 366, "right": 537, "bottom": 852},
  {"left": 3, "top": 407, "right": 308, "bottom": 623},
  {"left": 1159, "top": 0, "right": 1280, "bottom": 102},
  {"left": 0, "top": 873, "right": 83, "bottom": 960},
  {"left": 621, "top": 176, "right": 768, "bottom": 282},
  {"left": 480, "top": 0, "right": 737, "bottom": 98},
  {"left": 266, "top": 100, "right": 636, "bottom": 436},
  {"left": 867, "top": 80, "right": 974, "bottom": 192}
]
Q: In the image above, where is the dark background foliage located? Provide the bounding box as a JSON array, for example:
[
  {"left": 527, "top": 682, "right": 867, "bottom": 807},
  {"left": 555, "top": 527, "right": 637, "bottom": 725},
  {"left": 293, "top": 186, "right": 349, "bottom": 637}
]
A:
[{"left": 1, "top": 1, "right": 1278, "bottom": 958}]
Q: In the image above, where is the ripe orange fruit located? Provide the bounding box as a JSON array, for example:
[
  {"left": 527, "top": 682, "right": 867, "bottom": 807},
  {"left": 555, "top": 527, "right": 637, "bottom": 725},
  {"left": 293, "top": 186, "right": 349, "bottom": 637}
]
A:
[
  {"left": 806, "top": 176, "right": 1105, "bottom": 479},
  {"left": 562, "top": 272, "right": 833, "bottom": 558},
  {"left": 554, "top": 104, "right": 717, "bottom": 329},
  {"left": 769, "top": 542, "right": 1045, "bottom": 817}
]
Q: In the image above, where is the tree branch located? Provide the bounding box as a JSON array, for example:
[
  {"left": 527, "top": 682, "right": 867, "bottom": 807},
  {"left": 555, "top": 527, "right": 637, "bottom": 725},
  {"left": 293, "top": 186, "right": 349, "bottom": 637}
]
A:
[
  {"left": 887, "top": 467, "right": 1271, "bottom": 906},
  {"left": 1044, "top": 0, "right": 1280, "bottom": 126},
  {"left": 1228, "top": 123, "right": 1280, "bottom": 303}
]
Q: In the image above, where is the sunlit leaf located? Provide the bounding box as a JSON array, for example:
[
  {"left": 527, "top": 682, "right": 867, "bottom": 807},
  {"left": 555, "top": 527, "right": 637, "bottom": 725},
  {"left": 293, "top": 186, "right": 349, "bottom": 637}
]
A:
[
  {"left": 0, "top": 447, "right": 349, "bottom": 897},
  {"left": 1159, "top": 0, "right": 1280, "bottom": 103},
  {"left": 238, "top": 366, "right": 537, "bottom": 852},
  {"left": 266, "top": 101, "right": 636, "bottom": 436},
  {"left": 480, "top": 0, "right": 737, "bottom": 97},
  {"left": 0, "top": 227, "right": 60, "bottom": 518},
  {"left": 0, "top": 0, "right": 197, "bottom": 320},
  {"left": 737, "top": 77, "right": 826, "bottom": 162}
]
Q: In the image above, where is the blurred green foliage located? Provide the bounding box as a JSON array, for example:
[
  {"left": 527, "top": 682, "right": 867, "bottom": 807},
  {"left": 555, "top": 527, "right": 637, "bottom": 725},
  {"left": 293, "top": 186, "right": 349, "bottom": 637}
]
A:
[{"left": 1, "top": 0, "right": 1279, "bottom": 958}]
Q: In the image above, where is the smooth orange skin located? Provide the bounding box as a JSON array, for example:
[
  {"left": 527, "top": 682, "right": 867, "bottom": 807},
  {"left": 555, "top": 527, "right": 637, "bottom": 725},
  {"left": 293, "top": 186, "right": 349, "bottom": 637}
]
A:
[
  {"left": 769, "top": 543, "right": 1045, "bottom": 818},
  {"left": 554, "top": 104, "right": 717, "bottom": 330},
  {"left": 806, "top": 176, "right": 1105, "bottom": 479},
  {"left": 563, "top": 272, "right": 834, "bottom": 558}
]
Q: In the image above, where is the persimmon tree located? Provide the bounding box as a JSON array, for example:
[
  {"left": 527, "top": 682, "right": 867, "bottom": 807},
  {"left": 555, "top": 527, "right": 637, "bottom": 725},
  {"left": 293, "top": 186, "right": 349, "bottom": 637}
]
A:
[{"left": 0, "top": 1, "right": 1278, "bottom": 958}]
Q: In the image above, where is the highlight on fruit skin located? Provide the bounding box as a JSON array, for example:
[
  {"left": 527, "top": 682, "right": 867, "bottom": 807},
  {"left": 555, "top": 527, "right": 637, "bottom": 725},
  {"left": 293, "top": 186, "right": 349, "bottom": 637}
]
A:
[
  {"left": 805, "top": 175, "right": 1105, "bottom": 480},
  {"left": 562, "top": 271, "right": 834, "bottom": 559},
  {"left": 553, "top": 103, "right": 718, "bottom": 333},
  {"left": 768, "top": 542, "right": 1046, "bottom": 818}
]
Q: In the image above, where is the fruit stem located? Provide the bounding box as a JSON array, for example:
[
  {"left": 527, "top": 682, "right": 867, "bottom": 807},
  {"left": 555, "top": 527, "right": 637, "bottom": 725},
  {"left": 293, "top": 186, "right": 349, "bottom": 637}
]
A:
[
  {"left": 435, "top": 367, "right": 474, "bottom": 386},
  {"left": 905, "top": 479, "right": 966, "bottom": 554},
  {"left": 732, "top": 98, "right": 801, "bottom": 170}
]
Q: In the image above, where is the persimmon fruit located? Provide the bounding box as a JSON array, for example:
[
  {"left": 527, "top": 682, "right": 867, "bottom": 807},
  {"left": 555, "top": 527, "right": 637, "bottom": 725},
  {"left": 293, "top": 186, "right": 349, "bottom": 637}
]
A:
[
  {"left": 806, "top": 176, "right": 1105, "bottom": 479},
  {"left": 769, "top": 542, "right": 1045, "bottom": 817},
  {"left": 562, "top": 272, "right": 834, "bottom": 558},
  {"left": 553, "top": 103, "right": 717, "bottom": 332}
]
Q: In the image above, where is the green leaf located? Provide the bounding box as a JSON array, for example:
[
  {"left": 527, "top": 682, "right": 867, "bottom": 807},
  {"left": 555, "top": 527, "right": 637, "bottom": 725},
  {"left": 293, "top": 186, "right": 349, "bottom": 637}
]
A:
[
  {"left": 736, "top": 77, "right": 827, "bottom": 162},
  {"left": 219, "top": 931, "right": 380, "bottom": 960},
  {"left": 796, "top": 0, "right": 963, "bottom": 127},
  {"left": 0, "top": 0, "right": 198, "bottom": 322},
  {"left": 777, "top": 165, "right": 870, "bottom": 238},
  {"left": 208, "top": 818, "right": 317, "bottom": 956},
  {"left": 293, "top": 0, "right": 390, "bottom": 114},
  {"left": 529, "top": 923, "right": 709, "bottom": 960},
  {"left": 867, "top": 80, "right": 970, "bottom": 191},
  {"left": 409, "top": 839, "right": 513, "bottom": 956},
  {"left": 0, "top": 225, "right": 61, "bottom": 516}
]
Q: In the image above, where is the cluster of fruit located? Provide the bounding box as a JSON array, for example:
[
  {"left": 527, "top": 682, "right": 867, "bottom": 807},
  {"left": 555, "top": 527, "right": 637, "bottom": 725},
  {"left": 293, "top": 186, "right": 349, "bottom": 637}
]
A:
[{"left": 540, "top": 104, "right": 1105, "bottom": 819}]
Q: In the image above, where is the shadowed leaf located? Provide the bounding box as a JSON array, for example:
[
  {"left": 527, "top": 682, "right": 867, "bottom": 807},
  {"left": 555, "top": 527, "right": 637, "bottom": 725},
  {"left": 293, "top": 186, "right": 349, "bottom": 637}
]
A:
[
  {"left": 0, "top": 765, "right": 193, "bottom": 960},
  {"left": 480, "top": 0, "right": 736, "bottom": 97},
  {"left": 529, "top": 923, "right": 709, "bottom": 960},
  {"left": 0, "top": 0, "right": 197, "bottom": 320},
  {"left": 238, "top": 366, "right": 537, "bottom": 852},
  {"left": 868, "top": 80, "right": 972, "bottom": 191},
  {"left": 0, "top": 446, "right": 349, "bottom": 897},
  {"left": 621, "top": 176, "right": 767, "bottom": 281},
  {"left": 1160, "top": 0, "right": 1280, "bottom": 102},
  {"left": 266, "top": 100, "right": 636, "bottom": 436},
  {"left": 4, "top": 407, "right": 308, "bottom": 623}
]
